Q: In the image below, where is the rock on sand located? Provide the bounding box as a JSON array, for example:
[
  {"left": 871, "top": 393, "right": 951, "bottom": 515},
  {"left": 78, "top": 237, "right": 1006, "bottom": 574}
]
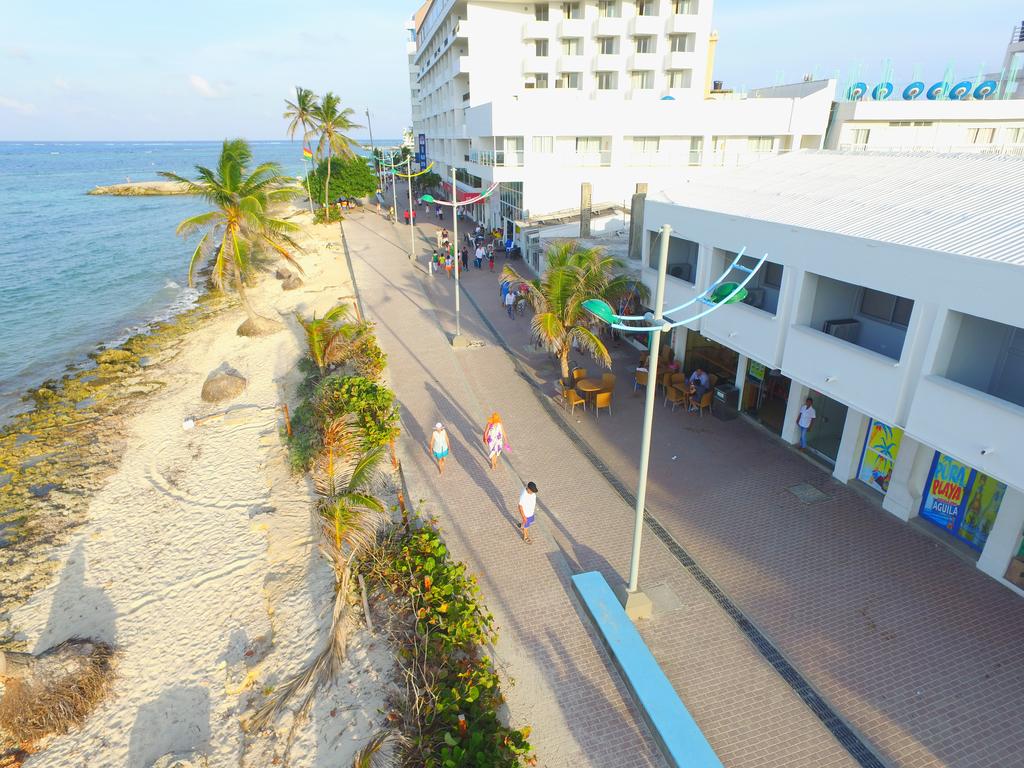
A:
[{"left": 200, "top": 364, "right": 246, "bottom": 402}]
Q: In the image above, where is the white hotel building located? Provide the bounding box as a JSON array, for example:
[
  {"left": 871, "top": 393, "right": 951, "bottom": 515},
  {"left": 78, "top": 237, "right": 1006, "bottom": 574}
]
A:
[
  {"left": 639, "top": 151, "right": 1024, "bottom": 595},
  {"left": 405, "top": 0, "right": 834, "bottom": 234}
]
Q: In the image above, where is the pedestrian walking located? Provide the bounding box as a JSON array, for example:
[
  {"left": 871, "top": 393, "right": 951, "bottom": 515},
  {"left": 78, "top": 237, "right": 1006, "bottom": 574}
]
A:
[
  {"left": 403, "top": 210, "right": 410, "bottom": 224},
  {"left": 517, "top": 482, "right": 538, "bottom": 543},
  {"left": 461, "top": 247, "right": 469, "bottom": 271},
  {"left": 483, "top": 412, "right": 507, "bottom": 470},
  {"left": 504, "top": 289, "right": 516, "bottom": 318},
  {"left": 445, "top": 252, "right": 453, "bottom": 278},
  {"left": 436, "top": 205, "right": 443, "bottom": 219},
  {"left": 475, "top": 245, "right": 485, "bottom": 269},
  {"left": 488, "top": 251, "right": 495, "bottom": 272},
  {"left": 430, "top": 422, "right": 450, "bottom": 475},
  {"left": 429, "top": 249, "right": 437, "bottom": 276}
]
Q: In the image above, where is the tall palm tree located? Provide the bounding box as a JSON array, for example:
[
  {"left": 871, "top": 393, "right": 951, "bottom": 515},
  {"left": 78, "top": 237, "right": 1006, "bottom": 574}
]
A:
[
  {"left": 284, "top": 86, "right": 319, "bottom": 214},
  {"left": 160, "top": 139, "right": 302, "bottom": 336},
  {"left": 501, "top": 243, "right": 649, "bottom": 379},
  {"left": 310, "top": 92, "right": 361, "bottom": 209}
]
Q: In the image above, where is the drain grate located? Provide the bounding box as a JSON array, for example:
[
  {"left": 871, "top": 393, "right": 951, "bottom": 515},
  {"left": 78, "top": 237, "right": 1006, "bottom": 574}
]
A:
[
  {"left": 459, "top": 286, "right": 887, "bottom": 768},
  {"left": 789, "top": 482, "right": 830, "bottom": 503}
]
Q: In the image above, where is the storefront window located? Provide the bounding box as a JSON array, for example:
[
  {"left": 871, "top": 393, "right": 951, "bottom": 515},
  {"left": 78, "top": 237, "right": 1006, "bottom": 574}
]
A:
[
  {"left": 919, "top": 452, "right": 1007, "bottom": 552},
  {"left": 684, "top": 335, "right": 738, "bottom": 386},
  {"left": 742, "top": 359, "right": 790, "bottom": 435},
  {"left": 804, "top": 391, "right": 848, "bottom": 464},
  {"left": 856, "top": 419, "right": 904, "bottom": 495}
]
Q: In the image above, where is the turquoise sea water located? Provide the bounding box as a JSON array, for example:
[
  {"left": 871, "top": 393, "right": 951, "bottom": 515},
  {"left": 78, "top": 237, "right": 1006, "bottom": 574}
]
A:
[{"left": 0, "top": 140, "right": 395, "bottom": 421}]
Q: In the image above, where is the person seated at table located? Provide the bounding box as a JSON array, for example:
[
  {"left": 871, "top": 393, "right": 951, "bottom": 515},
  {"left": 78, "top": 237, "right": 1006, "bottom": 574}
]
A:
[{"left": 686, "top": 368, "right": 710, "bottom": 410}]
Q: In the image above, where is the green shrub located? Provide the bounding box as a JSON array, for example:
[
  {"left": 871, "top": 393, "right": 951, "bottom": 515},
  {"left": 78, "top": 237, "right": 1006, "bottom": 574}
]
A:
[
  {"left": 315, "top": 375, "right": 399, "bottom": 450},
  {"left": 366, "top": 523, "right": 534, "bottom": 766},
  {"left": 349, "top": 334, "right": 387, "bottom": 381},
  {"left": 312, "top": 206, "right": 343, "bottom": 225}
]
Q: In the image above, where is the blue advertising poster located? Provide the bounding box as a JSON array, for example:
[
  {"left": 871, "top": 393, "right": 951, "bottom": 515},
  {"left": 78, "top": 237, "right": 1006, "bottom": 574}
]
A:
[
  {"left": 417, "top": 133, "right": 427, "bottom": 170},
  {"left": 918, "top": 452, "right": 1007, "bottom": 551}
]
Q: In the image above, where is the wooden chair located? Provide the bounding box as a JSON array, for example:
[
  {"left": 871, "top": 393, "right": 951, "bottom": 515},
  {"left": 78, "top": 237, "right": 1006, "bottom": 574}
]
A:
[
  {"left": 633, "top": 369, "right": 648, "bottom": 391},
  {"left": 664, "top": 385, "right": 687, "bottom": 411},
  {"left": 600, "top": 372, "right": 616, "bottom": 392},
  {"left": 697, "top": 390, "right": 713, "bottom": 417},
  {"left": 566, "top": 388, "right": 587, "bottom": 414},
  {"left": 572, "top": 368, "right": 588, "bottom": 383},
  {"left": 594, "top": 391, "right": 612, "bottom": 418},
  {"left": 669, "top": 372, "right": 687, "bottom": 391}
]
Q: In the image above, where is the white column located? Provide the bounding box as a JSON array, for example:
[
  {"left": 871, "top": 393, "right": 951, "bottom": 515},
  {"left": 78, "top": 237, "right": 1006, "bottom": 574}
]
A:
[
  {"left": 672, "top": 325, "right": 689, "bottom": 363},
  {"left": 781, "top": 381, "right": 808, "bottom": 445},
  {"left": 833, "top": 408, "right": 869, "bottom": 483},
  {"left": 882, "top": 435, "right": 925, "bottom": 522},
  {"left": 977, "top": 486, "right": 1024, "bottom": 592},
  {"left": 734, "top": 354, "right": 748, "bottom": 406}
]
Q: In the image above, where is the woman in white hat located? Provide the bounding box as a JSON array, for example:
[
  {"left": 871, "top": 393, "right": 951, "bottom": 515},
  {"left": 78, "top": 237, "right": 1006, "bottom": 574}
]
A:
[{"left": 430, "top": 422, "right": 450, "bottom": 475}]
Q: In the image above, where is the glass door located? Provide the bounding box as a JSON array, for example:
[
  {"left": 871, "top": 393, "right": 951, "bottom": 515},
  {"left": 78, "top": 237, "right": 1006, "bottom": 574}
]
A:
[
  {"left": 805, "top": 391, "right": 847, "bottom": 464},
  {"left": 742, "top": 360, "right": 790, "bottom": 435}
]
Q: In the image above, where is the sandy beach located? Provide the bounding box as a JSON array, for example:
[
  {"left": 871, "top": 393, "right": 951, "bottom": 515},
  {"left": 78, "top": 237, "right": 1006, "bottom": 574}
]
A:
[
  {"left": 6, "top": 209, "right": 391, "bottom": 767},
  {"left": 87, "top": 181, "right": 195, "bottom": 196}
]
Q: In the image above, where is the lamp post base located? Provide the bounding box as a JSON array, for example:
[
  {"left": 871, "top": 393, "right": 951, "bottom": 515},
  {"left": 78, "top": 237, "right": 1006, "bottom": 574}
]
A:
[
  {"left": 451, "top": 334, "right": 470, "bottom": 349},
  {"left": 614, "top": 584, "right": 653, "bottom": 621}
]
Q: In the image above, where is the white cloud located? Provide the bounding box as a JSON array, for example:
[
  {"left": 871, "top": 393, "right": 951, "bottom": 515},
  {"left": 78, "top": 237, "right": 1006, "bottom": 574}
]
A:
[
  {"left": 53, "top": 77, "right": 70, "bottom": 91},
  {"left": 0, "top": 96, "right": 36, "bottom": 115},
  {"left": 188, "top": 74, "right": 225, "bottom": 99},
  {"left": 3, "top": 46, "right": 30, "bottom": 60}
]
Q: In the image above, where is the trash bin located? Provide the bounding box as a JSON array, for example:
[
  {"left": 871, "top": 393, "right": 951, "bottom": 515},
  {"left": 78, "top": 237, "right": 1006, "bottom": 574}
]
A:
[{"left": 713, "top": 383, "right": 739, "bottom": 421}]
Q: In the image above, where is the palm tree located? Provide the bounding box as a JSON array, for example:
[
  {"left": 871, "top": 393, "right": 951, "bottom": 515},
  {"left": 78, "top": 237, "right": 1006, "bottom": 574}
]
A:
[
  {"left": 284, "top": 86, "right": 319, "bottom": 215},
  {"left": 310, "top": 92, "right": 361, "bottom": 209},
  {"left": 297, "top": 304, "right": 353, "bottom": 374},
  {"left": 160, "top": 139, "right": 302, "bottom": 336},
  {"left": 501, "top": 243, "right": 649, "bottom": 379}
]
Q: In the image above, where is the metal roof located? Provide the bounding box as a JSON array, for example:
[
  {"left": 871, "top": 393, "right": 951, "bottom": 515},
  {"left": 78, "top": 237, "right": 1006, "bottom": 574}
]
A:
[{"left": 651, "top": 150, "right": 1024, "bottom": 266}]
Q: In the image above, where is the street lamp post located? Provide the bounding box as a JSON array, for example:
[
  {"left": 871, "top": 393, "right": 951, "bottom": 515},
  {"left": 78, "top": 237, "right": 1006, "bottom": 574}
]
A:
[
  {"left": 406, "top": 156, "right": 416, "bottom": 260},
  {"left": 583, "top": 225, "right": 766, "bottom": 620}
]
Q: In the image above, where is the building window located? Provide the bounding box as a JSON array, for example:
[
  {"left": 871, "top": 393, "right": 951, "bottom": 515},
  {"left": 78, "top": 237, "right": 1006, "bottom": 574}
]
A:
[
  {"left": 598, "top": 0, "right": 620, "bottom": 17},
  {"left": 669, "top": 34, "right": 694, "bottom": 52},
  {"left": 535, "top": 39, "right": 549, "bottom": 56},
  {"left": 499, "top": 182, "right": 524, "bottom": 223},
  {"left": 556, "top": 72, "right": 581, "bottom": 89},
  {"left": 763, "top": 261, "right": 784, "bottom": 288},
  {"left": 535, "top": 3, "right": 549, "bottom": 21},
  {"left": 637, "top": 0, "right": 658, "bottom": 16},
  {"left": 598, "top": 36, "right": 619, "bottom": 54},
  {"left": 631, "top": 71, "right": 654, "bottom": 89},
  {"left": 860, "top": 289, "right": 914, "bottom": 327},
  {"left": 667, "top": 69, "right": 692, "bottom": 88},
  {"left": 634, "top": 35, "right": 655, "bottom": 53},
  {"left": 562, "top": 2, "right": 582, "bottom": 19},
  {"left": 851, "top": 128, "right": 870, "bottom": 146},
  {"left": 968, "top": 127, "right": 995, "bottom": 145},
  {"left": 531, "top": 73, "right": 549, "bottom": 88},
  {"left": 1011, "top": 127, "right": 1024, "bottom": 143},
  {"left": 748, "top": 136, "right": 774, "bottom": 153},
  {"left": 632, "top": 136, "right": 660, "bottom": 152},
  {"left": 596, "top": 71, "right": 618, "bottom": 90},
  {"left": 562, "top": 38, "right": 582, "bottom": 55},
  {"left": 672, "top": 0, "right": 695, "bottom": 12},
  {"left": 532, "top": 136, "right": 554, "bottom": 153}
]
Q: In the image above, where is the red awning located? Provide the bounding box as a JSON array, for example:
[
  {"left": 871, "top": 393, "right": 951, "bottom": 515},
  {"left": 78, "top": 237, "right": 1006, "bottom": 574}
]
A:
[{"left": 441, "top": 182, "right": 482, "bottom": 202}]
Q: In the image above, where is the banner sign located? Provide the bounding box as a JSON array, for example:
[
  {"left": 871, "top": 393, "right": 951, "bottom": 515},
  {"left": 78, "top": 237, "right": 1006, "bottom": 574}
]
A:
[
  {"left": 417, "top": 133, "right": 427, "bottom": 169},
  {"left": 748, "top": 361, "right": 766, "bottom": 382},
  {"left": 919, "top": 452, "right": 1007, "bottom": 551},
  {"left": 856, "top": 419, "right": 903, "bottom": 494}
]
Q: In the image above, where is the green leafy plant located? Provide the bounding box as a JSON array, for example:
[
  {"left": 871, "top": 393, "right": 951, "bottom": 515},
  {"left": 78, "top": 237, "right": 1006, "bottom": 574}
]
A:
[
  {"left": 315, "top": 376, "right": 399, "bottom": 451},
  {"left": 306, "top": 154, "right": 377, "bottom": 206},
  {"left": 313, "top": 206, "right": 344, "bottom": 224},
  {"left": 348, "top": 333, "right": 388, "bottom": 381},
  {"left": 297, "top": 304, "right": 352, "bottom": 375},
  {"left": 310, "top": 92, "right": 361, "bottom": 209}
]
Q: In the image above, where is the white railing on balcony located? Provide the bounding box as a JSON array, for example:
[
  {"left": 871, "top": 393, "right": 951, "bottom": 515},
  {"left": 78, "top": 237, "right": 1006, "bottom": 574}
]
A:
[
  {"left": 623, "top": 150, "right": 703, "bottom": 167},
  {"left": 470, "top": 150, "right": 525, "bottom": 167},
  {"left": 838, "top": 143, "right": 1024, "bottom": 157}
]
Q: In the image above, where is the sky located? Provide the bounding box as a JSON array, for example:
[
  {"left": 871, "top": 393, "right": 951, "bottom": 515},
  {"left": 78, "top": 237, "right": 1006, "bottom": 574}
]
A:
[{"left": 1, "top": 1, "right": 1020, "bottom": 141}]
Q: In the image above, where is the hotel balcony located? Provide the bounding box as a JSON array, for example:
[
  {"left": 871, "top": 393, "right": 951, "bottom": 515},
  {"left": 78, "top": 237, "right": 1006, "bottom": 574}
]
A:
[
  {"left": 559, "top": 17, "right": 590, "bottom": 38},
  {"left": 521, "top": 55, "right": 553, "bottom": 74},
  {"left": 702, "top": 301, "right": 785, "bottom": 369},
  {"left": 593, "top": 53, "right": 623, "bottom": 70},
  {"left": 906, "top": 376, "right": 1024, "bottom": 491},
  {"left": 630, "top": 15, "right": 663, "bottom": 36},
  {"left": 521, "top": 19, "right": 553, "bottom": 39},
  {"left": 594, "top": 16, "right": 626, "bottom": 36},
  {"left": 667, "top": 13, "right": 701, "bottom": 33},
  {"left": 628, "top": 52, "right": 660, "bottom": 70},
  {"left": 558, "top": 54, "right": 587, "bottom": 72},
  {"left": 782, "top": 325, "right": 906, "bottom": 424},
  {"left": 664, "top": 51, "right": 696, "bottom": 70}
]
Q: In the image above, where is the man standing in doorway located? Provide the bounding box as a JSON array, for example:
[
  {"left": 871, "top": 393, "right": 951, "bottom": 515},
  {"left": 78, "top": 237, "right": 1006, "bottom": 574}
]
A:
[{"left": 797, "top": 397, "right": 816, "bottom": 450}]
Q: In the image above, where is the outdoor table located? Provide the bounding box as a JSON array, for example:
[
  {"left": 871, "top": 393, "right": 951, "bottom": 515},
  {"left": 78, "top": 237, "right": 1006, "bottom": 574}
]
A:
[{"left": 576, "top": 378, "right": 603, "bottom": 403}]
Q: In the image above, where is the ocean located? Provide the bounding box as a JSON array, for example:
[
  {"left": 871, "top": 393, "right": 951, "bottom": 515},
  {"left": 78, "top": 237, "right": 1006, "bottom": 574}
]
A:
[{"left": 0, "top": 140, "right": 396, "bottom": 422}]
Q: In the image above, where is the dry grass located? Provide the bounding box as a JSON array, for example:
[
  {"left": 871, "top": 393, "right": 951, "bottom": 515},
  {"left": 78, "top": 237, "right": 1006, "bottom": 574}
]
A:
[{"left": 0, "top": 639, "right": 116, "bottom": 745}]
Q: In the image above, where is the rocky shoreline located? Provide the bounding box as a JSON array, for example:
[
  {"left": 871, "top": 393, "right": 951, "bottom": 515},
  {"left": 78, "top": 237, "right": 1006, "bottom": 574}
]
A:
[{"left": 87, "top": 181, "right": 194, "bottom": 196}]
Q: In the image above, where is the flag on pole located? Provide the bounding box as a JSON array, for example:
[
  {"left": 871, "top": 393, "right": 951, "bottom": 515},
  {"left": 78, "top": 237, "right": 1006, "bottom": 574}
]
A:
[{"left": 302, "top": 146, "right": 313, "bottom": 160}]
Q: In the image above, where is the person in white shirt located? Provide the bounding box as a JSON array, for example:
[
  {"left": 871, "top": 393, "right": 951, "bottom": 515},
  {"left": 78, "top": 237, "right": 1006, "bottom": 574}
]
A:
[
  {"left": 518, "top": 482, "right": 538, "bottom": 543},
  {"left": 796, "top": 397, "right": 816, "bottom": 450},
  {"left": 504, "top": 288, "right": 516, "bottom": 319},
  {"left": 429, "top": 422, "right": 450, "bottom": 474}
]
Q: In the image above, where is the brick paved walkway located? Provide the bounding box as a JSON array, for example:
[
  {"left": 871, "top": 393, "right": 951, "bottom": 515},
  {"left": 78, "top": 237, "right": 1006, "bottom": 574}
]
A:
[
  {"left": 342, "top": 205, "right": 861, "bottom": 768},
  {"left": 396, "top": 203, "right": 1024, "bottom": 768}
]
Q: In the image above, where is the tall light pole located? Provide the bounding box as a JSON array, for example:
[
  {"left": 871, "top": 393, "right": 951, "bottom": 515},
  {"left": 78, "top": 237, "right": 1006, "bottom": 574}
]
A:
[
  {"left": 406, "top": 155, "right": 416, "bottom": 260},
  {"left": 364, "top": 108, "right": 379, "bottom": 190},
  {"left": 583, "top": 226, "right": 768, "bottom": 620}
]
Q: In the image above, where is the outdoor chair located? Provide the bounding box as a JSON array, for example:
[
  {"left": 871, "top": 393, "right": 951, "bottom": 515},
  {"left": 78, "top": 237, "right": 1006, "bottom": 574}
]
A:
[
  {"left": 697, "top": 390, "right": 713, "bottom": 417},
  {"left": 600, "top": 373, "right": 616, "bottom": 392},
  {"left": 633, "top": 369, "right": 648, "bottom": 391},
  {"left": 664, "top": 385, "right": 687, "bottom": 412},
  {"left": 566, "top": 388, "right": 587, "bottom": 414},
  {"left": 572, "top": 368, "right": 588, "bottom": 383},
  {"left": 594, "top": 391, "right": 612, "bottom": 418}
]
